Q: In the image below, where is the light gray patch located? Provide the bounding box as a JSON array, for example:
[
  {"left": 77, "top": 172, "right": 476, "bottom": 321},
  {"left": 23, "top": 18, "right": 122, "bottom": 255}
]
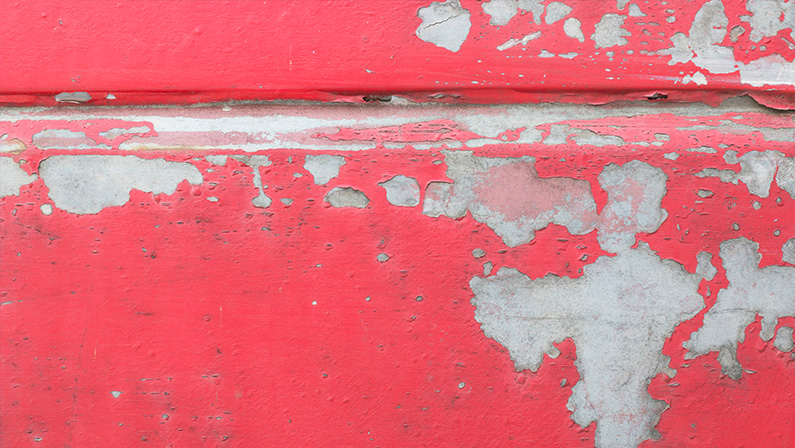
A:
[
  {"left": 483, "top": 261, "right": 493, "bottom": 276},
  {"left": 745, "top": 0, "right": 795, "bottom": 43},
  {"left": 729, "top": 25, "right": 745, "bottom": 42},
  {"left": 40, "top": 203, "right": 53, "bottom": 215},
  {"left": 416, "top": 0, "right": 472, "bottom": 52},
  {"left": 783, "top": 238, "right": 795, "bottom": 264},
  {"left": 39, "top": 155, "right": 202, "bottom": 214},
  {"left": 0, "top": 158, "right": 37, "bottom": 198},
  {"left": 482, "top": 0, "right": 544, "bottom": 25},
  {"left": 472, "top": 248, "right": 486, "bottom": 258},
  {"left": 497, "top": 31, "right": 542, "bottom": 51},
  {"left": 663, "top": 152, "right": 679, "bottom": 161},
  {"left": 684, "top": 146, "right": 717, "bottom": 154},
  {"left": 471, "top": 243, "right": 706, "bottom": 448},
  {"left": 379, "top": 175, "right": 421, "bottom": 207},
  {"left": 774, "top": 326, "right": 794, "bottom": 352},
  {"left": 0, "top": 135, "right": 27, "bottom": 153},
  {"left": 544, "top": 2, "right": 572, "bottom": 24},
  {"left": 658, "top": 0, "right": 737, "bottom": 74},
  {"left": 205, "top": 155, "right": 228, "bottom": 166},
  {"left": 377, "top": 253, "right": 390, "bottom": 263},
  {"left": 616, "top": 0, "right": 629, "bottom": 9},
  {"left": 654, "top": 133, "right": 670, "bottom": 141},
  {"left": 628, "top": 4, "right": 646, "bottom": 17},
  {"left": 110, "top": 390, "right": 122, "bottom": 399},
  {"left": 776, "top": 157, "right": 795, "bottom": 199},
  {"left": 684, "top": 238, "right": 795, "bottom": 379},
  {"left": 596, "top": 161, "right": 669, "bottom": 252},
  {"left": 206, "top": 196, "right": 219, "bottom": 202},
  {"left": 325, "top": 187, "right": 370, "bottom": 208},
  {"left": 570, "top": 129, "right": 625, "bottom": 147},
  {"left": 591, "top": 14, "right": 631, "bottom": 49},
  {"left": 563, "top": 18, "right": 585, "bottom": 42},
  {"left": 54, "top": 92, "right": 91, "bottom": 103},
  {"left": 695, "top": 151, "right": 784, "bottom": 198},
  {"left": 543, "top": 124, "right": 571, "bottom": 145},
  {"left": 697, "top": 189, "right": 714, "bottom": 198},
  {"left": 304, "top": 155, "right": 346, "bottom": 185},
  {"left": 739, "top": 54, "right": 795, "bottom": 88},
  {"left": 99, "top": 126, "right": 151, "bottom": 140},
  {"left": 32, "top": 129, "right": 110, "bottom": 150},
  {"left": 280, "top": 198, "right": 293, "bottom": 206},
  {"left": 425, "top": 151, "right": 598, "bottom": 247},
  {"left": 231, "top": 155, "right": 272, "bottom": 208}
]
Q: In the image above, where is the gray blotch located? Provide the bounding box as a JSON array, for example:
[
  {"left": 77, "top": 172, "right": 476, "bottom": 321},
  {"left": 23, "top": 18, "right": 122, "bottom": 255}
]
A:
[
  {"left": 205, "top": 155, "right": 228, "bottom": 166},
  {"left": 570, "top": 129, "right": 625, "bottom": 147},
  {"left": 304, "top": 155, "right": 346, "bottom": 185},
  {"left": 684, "top": 238, "right": 795, "bottom": 379},
  {"left": 231, "top": 155, "right": 272, "bottom": 208},
  {"left": 483, "top": 261, "right": 493, "bottom": 276},
  {"left": 658, "top": 0, "right": 737, "bottom": 74},
  {"left": 591, "top": 14, "right": 631, "bottom": 49},
  {"left": 774, "top": 326, "right": 794, "bottom": 352},
  {"left": 664, "top": 152, "right": 679, "bottom": 161},
  {"left": 280, "top": 198, "right": 293, "bottom": 206},
  {"left": 596, "top": 160, "right": 669, "bottom": 252},
  {"left": 0, "top": 158, "right": 37, "bottom": 198},
  {"left": 32, "top": 129, "right": 110, "bottom": 150},
  {"left": 471, "top": 243, "right": 708, "bottom": 448},
  {"left": 472, "top": 248, "right": 486, "bottom": 258},
  {"left": 745, "top": 0, "right": 795, "bottom": 43},
  {"left": 110, "top": 390, "right": 122, "bottom": 399},
  {"left": 377, "top": 253, "right": 390, "bottom": 263},
  {"left": 782, "top": 238, "right": 795, "bottom": 264},
  {"left": 563, "top": 18, "right": 585, "bottom": 42},
  {"left": 416, "top": 0, "right": 471, "bottom": 52},
  {"left": 379, "top": 175, "right": 420, "bottom": 207},
  {"left": 544, "top": 2, "right": 572, "bottom": 25},
  {"left": 628, "top": 4, "right": 646, "bottom": 17},
  {"left": 740, "top": 54, "right": 795, "bottom": 88},
  {"left": 482, "top": 0, "right": 544, "bottom": 26},
  {"left": 1, "top": 135, "right": 27, "bottom": 153},
  {"left": 39, "top": 155, "right": 202, "bottom": 214},
  {"left": 697, "top": 189, "right": 714, "bottom": 198},
  {"left": 422, "top": 151, "right": 599, "bottom": 247},
  {"left": 99, "top": 126, "right": 151, "bottom": 140},
  {"left": 54, "top": 92, "right": 91, "bottom": 103},
  {"left": 40, "top": 204, "right": 53, "bottom": 215},
  {"left": 729, "top": 25, "right": 745, "bottom": 43},
  {"left": 325, "top": 187, "right": 370, "bottom": 208},
  {"left": 695, "top": 150, "right": 786, "bottom": 198}
]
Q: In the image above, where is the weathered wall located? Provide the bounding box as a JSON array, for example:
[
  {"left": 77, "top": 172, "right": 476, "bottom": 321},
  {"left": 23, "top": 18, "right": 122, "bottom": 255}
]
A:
[
  {"left": 1, "top": 99, "right": 794, "bottom": 447},
  {"left": 2, "top": 1, "right": 795, "bottom": 447}
]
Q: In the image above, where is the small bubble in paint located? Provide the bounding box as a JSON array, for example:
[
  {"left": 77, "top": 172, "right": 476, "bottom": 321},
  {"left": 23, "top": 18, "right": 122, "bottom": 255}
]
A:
[
  {"left": 377, "top": 253, "right": 389, "bottom": 263},
  {"left": 732, "top": 223, "right": 740, "bottom": 231},
  {"left": 312, "top": 301, "right": 317, "bottom": 305},
  {"left": 774, "top": 230, "right": 781, "bottom": 236},
  {"left": 416, "top": 295, "right": 423, "bottom": 302},
  {"left": 365, "top": 296, "right": 371, "bottom": 302},
  {"left": 458, "top": 382, "right": 466, "bottom": 389},
  {"left": 162, "top": 414, "right": 169, "bottom": 420}
]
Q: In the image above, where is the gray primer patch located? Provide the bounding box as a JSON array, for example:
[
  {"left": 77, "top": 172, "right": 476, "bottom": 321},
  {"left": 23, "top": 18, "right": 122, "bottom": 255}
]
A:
[
  {"left": 416, "top": 0, "right": 471, "bottom": 52},
  {"left": 0, "top": 157, "right": 37, "bottom": 198},
  {"left": 110, "top": 390, "right": 122, "bottom": 399},
  {"left": 774, "top": 326, "right": 794, "bottom": 352},
  {"left": 472, "top": 248, "right": 486, "bottom": 258},
  {"left": 0, "top": 135, "right": 27, "bottom": 153},
  {"left": 379, "top": 175, "right": 420, "bottom": 207},
  {"left": 424, "top": 152, "right": 668, "bottom": 251},
  {"left": 745, "top": 0, "right": 795, "bottom": 43},
  {"left": 99, "top": 126, "right": 151, "bottom": 140},
  {"left": 471, "top": 244, "right": 710, "bottom": 448},
  {"left": 325, "top": 187, "right": 370, "bottom": 208},
  {"left": 304, "top": 154, "right": 346, "bottom": 185},
  {"left": 783, "top": 238, "right": 795, "bottom": 265},
  {"left": 659, "top": 0, "right": 737, "bottom": 74},
  {"left": 54, "top": 92, "right": 91, "bottom": 103},
  {"left": 205, "top": 155, "right": 228, "bottom": 166},
  {"left": 684, "top": 238, "right": 795, "bottom": 379},
  {"left": 628, "top": 4, "right": 646, "bottom": 17},
  {"left": 40, "top": 203, "right": 53, "bottom": 215},
  {"left": 544, "top": 2, "right": 572, "bottom": 25},
  {"left": 695, "top": 150, "right": 789, "bottom": 198},
  {"left": 591, "top": 14, "right": 630, "bottom": 49},
  {"left": 377, "top": 253, "right": 390, "bottom": 263},
  {"left": 231, "top": 155, "right": 272, "bottom": 208},
  {"left": 739, "top": 54, "right": 795, "bottom": 88},
  {"left": 563, "top": 18, "right": 585, "bottom": 42},
  {"left": 39, "top": 155, "right": 202, "bottom": 214},
  {"left": 482, "top": 0, "right": 544, "bottom": 26},
  {"left": 32, "top": 129, "right": 110, "bottom": 150}
]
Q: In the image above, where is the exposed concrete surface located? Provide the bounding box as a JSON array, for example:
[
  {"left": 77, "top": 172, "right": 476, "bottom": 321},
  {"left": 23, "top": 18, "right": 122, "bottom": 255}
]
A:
[
  {"left": 324, "top": 187, "right": 370, "bottom": 208},
  {"left": 684, "top": 238, "right": 795, "bottom": 379},
  {"left": 39, "top": 155, "right": 202, "bottom": 214},
  {"left": 379, "top": 175, "right": 420, "bottom": 207},
  {"left": 471, "top": 244, "right": 712, "bottom": 448},
  {"left": 0, "top": 157, "right": 37, "bottom": 198},
  {"left": 304, "top": 155, "right": 346, "bottom": 185},
  {"left": 416, "top": 0, "right": 471, "bottom": 52}
]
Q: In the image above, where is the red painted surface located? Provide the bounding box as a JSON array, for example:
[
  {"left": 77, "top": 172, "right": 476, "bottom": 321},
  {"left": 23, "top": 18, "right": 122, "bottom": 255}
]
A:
[
  {"left": 2, "top": 109, "right": 794, "bottom": 446},
  {"left": 2, "top": 1, "right": 794, "bottom": 107}
]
